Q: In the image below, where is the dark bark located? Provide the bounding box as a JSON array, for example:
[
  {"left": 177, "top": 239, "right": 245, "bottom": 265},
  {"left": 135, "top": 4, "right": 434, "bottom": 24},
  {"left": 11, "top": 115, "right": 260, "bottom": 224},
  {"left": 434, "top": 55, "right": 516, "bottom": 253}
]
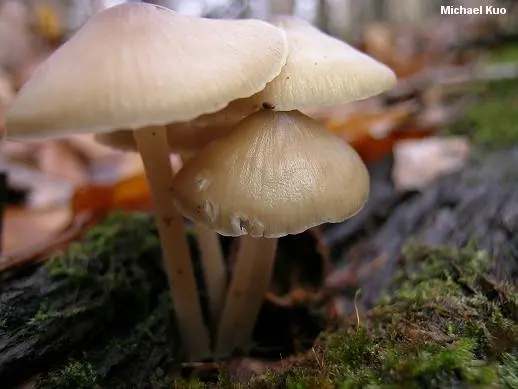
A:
[
  {"left": 0, "top": 215, "right": 173, "bottom": 388},
  {"left": 325, "top": 148, "right": 518, "bottom": 311}
]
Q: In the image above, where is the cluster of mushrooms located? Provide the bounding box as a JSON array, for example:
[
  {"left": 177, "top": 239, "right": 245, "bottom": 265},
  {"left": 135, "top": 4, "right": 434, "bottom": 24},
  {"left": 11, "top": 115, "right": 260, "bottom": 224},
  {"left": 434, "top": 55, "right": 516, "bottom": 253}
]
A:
[{"left": 4, "top": 3, "right": 396, "bottom": 361}]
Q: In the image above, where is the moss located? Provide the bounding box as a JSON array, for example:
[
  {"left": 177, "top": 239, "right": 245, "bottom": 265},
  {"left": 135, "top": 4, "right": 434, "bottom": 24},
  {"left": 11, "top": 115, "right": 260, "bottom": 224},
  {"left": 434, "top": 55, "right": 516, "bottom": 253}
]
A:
[
  {"left": 444, "top": 78, "right": 518, "bottom": 147},
  {"left": 500, "top": 353, "right": 518, "bottom": 388},
  {"left": 258, "top": 244, "right": 517, "bottom": 388},
  {"left": 40, "top": 360, "right": 97, "bottom": 389},
  {"left": 488, "top": 43, "right": 518, "bottom": 63},
  {"left": 40, "top": 211, "right": 162, "bottom": 319}
]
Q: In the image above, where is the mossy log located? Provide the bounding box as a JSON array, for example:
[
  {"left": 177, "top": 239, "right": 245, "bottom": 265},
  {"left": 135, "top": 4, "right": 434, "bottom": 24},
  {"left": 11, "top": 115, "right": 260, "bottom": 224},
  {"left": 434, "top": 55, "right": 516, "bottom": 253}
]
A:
[
  {"left": 1, "top": 139, "right": 518, "bottom": 387},
  {"left": 0, "top": 213, "right": 327, "bottom": 388},
  {"left": 245, "top": 148, "right": 518, "bottom": 388},
  {"left": 326, "top": 147, "right": 518, "bottom": 310},
  {"left": 0, "top": 214, "right": 175, "bottom": 388}
]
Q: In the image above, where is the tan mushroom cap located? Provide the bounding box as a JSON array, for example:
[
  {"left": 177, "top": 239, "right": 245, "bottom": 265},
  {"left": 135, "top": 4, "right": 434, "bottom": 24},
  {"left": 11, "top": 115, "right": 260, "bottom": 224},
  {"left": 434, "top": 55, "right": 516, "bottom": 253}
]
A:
[
  {"left": 247, "top": 15, "right": 396, "bottom": 111},
  {"left": 171, "top": 110, "right": 370, "bottom": 238},
  {"left": 5, "top": 3, "right": 288, "bottom": 140}
]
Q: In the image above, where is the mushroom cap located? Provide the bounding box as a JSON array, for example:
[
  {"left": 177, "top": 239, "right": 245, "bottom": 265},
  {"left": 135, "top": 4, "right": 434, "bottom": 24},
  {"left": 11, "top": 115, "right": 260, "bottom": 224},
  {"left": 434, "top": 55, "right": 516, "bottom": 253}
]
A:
[
  {"left": 250, "top": 15, "right": 396, "bottom": 111},
  {"left": 171, "top": 110, "right": 370, "bottom": 238},
  {"left": 5, "top": 3, "right": 288, "bottom": 140},
  {"left": 94, "top": 121, "right": 237, "bottom": 156}
]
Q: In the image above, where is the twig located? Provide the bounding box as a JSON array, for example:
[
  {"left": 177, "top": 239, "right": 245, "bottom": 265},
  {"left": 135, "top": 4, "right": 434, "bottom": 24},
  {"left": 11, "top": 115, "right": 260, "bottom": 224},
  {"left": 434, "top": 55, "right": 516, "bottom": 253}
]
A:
[{"left": 387, "top": 62, "right": 518, "bottom": 102}]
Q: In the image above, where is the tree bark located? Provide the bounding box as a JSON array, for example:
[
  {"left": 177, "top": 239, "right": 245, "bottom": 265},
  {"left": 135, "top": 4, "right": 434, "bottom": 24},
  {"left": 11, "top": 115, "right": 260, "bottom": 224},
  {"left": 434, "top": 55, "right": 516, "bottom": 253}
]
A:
[{"left": 324, "top": 148, "right": 518, "bottom": 311}]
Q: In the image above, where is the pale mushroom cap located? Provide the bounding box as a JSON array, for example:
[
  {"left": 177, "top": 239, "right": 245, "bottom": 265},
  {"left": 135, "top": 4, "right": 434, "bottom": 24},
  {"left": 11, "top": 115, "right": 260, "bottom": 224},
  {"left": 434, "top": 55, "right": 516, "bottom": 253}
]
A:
[
  {"left": 5, "top": 3, "right": 288, "bottom": 140},
  {"left": 251, "top": 15, "right": 396, "bottom": 111},
  {"left": 171, "top": 110, "right": 370, "bottom": 238},
  {"left": 94, "top": 121, "right": 237, "bottom": 155}
]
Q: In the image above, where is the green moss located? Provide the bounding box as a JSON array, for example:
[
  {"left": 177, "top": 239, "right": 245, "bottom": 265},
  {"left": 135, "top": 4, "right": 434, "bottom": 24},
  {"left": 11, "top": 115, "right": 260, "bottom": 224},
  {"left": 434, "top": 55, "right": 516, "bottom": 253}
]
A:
[
  {"left": 258, "top": 244, "right": 517, "bottom": 388},
  {"left": 27, "top": 300, "right": 52, "bottom": 325},
  {"left": 40, "top": 360, "right": 97, "bottom": 389},
  {"left": 500, "top": 353, "right": 518, "bottom": 388},
  {"left": 444, "top": 78, "right": 518, "bottom": 147},
  {"left": 488, "top": 43, "right": 518, "bottom": 63},
  {"left": 29, "top": 212, "right": 162, "bottom": 327}
]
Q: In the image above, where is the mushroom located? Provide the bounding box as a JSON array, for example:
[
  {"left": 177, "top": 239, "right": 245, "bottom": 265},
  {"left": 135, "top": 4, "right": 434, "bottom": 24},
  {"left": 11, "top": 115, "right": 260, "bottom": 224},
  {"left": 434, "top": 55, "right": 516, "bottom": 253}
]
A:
[
  {"left": 137, "top": 13, "right": 398, "bottom": 137},
  {"left": 171, "top": 110, "right": 370, "bottom": 356},
  {"left": 170, "top": 15, "right": 397, "bottom": 356},
  {"left": 94, "top": 122, "right": 237, "bottom": 327},
  {"left": 93, "top": 93, "right": 261, "bottom": 330},
  {"left": 4, "top": 3, "right": 288, "bottom": 360},
  {"left": 245, "top": 15, "right": 397, "bottom": 111}
]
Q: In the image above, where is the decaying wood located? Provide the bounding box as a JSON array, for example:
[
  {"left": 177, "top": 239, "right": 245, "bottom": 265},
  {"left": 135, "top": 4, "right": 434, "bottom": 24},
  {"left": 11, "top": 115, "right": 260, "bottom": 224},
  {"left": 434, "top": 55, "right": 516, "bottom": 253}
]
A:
[
  {"left": 0, "top": 215, "right": 171, "bottom": 388},
  {"left": 0, "top": 214, "right": 328, "bottom": 388},
  {"left": 325, "top": 147, "right": 518, "bottom": 311}
]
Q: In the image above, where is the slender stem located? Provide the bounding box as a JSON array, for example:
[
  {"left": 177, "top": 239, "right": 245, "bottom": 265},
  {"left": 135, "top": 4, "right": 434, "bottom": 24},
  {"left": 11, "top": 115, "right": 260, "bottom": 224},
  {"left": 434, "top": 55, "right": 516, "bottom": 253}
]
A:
[
  {"left": 215, "top": 236, "right": 278, "bottom": 357},
  {"left": 133, "top": 126, "right": 211, "bottom": 361},
  {"left": 179, "top": 155, "right": 228, "bottom": 331},
  {"left": 196, "top": 225, "right": 227, "bottom": 330}
]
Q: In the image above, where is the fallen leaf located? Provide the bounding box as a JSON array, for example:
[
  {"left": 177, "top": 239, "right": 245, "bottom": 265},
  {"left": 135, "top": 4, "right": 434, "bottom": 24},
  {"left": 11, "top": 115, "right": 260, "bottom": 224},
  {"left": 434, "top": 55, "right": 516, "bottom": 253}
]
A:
[
  {"left": 0, "top": 209, "right": 90, "bottom": 272},
  {"left": 392, "top": 136, "right": 471, "bottom": 191},
  {"left": 326, "top": 103, "right": 416, "bottom": 142},
  {"left": 0, "top": 205, "right": 70, "bottom": 260},
  {"left": 324, "top": 103, "right": 419, "bottom": 163}
]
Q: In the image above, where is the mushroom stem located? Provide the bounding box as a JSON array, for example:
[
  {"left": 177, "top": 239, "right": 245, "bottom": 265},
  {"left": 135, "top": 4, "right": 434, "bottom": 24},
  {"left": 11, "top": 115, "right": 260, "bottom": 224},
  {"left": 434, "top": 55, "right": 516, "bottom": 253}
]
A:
[
  {"left": 133, "top": 126, "right": 211, "bottom": 361},
  {"left": 196, "top": 225, "right": 227, "bottom": 328},
  {"left": 179, "top": 155, "right": 227, "bottom": 329},
  {"left": 215, "top": 236, "right": 278, "bottom": 357}
]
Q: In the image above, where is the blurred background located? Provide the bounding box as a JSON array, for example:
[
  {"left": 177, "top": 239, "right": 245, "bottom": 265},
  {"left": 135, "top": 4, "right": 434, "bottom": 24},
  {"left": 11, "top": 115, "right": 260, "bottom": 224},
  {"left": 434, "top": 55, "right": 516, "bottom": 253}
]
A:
[{"left": 0, "top": 0, "right": 517, "bottom": 269}]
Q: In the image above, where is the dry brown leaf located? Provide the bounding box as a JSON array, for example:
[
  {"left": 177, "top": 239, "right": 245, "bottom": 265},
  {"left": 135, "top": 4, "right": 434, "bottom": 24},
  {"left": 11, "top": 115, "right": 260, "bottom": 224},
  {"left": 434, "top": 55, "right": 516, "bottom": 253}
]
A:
[
  {"left": 302, "top": 99, "right": 381, "bottom": 123},
  {"left": 323, "top": 103, "right": 420, "bottom": 163},
  {"left": 392, "top": 136, "right": 471, "bottom": 191},
  {"left": 0, "top": 209, "right": 91, "bottom": 273},
  {"left": 72, "top": 174, "right": 152, "bottom": 222},
  {"left": 1, "top": 205, "right": 71, "bottom": 255},
  {"left": 326, "top": 103, "right": 416, "bottom": 141}
]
